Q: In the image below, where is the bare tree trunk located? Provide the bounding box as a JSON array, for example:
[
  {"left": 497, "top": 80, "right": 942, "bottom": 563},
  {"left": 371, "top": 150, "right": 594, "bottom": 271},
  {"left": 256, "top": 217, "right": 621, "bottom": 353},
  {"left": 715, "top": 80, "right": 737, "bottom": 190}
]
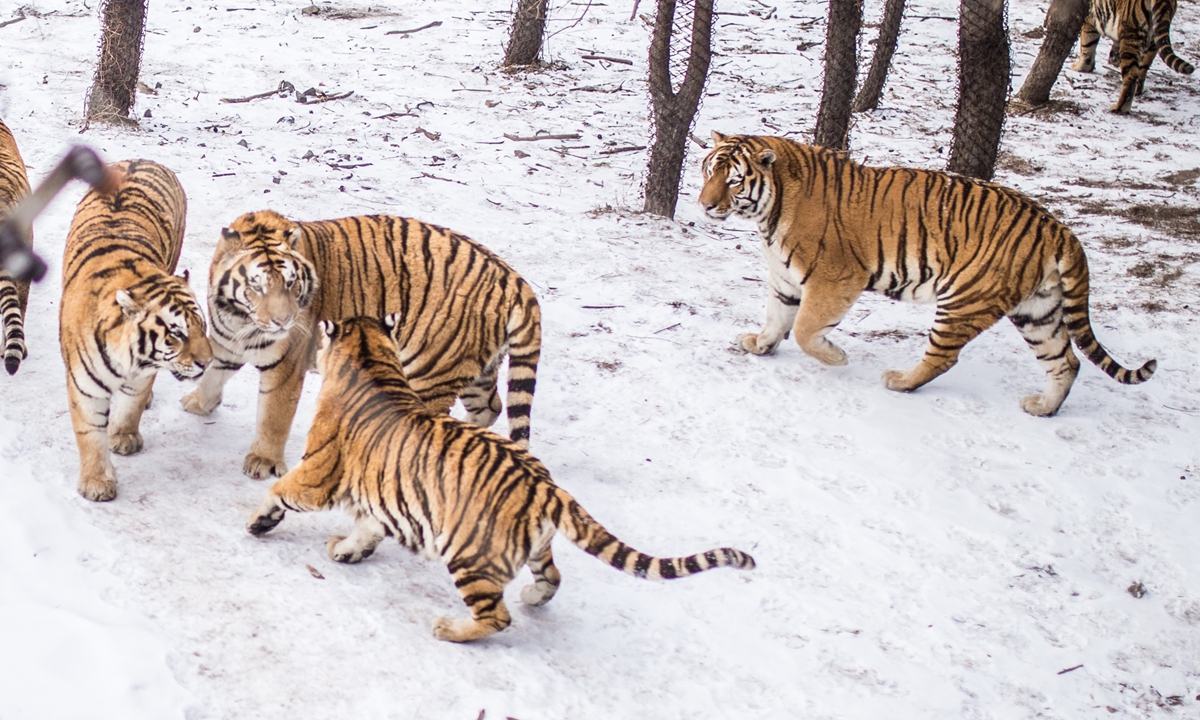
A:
[
  {"left": 504, "top": 0, "right": 550, "bottom": 67},
  {"left": 644, "top": 0, "right": 714, "bottom": 218},
  {"left": 853, "top": 0, "right": 906, "bottom": 112},
  {"left": 948, "top": 0, "right": 1010, "bottom": 180},
  {"left": 86, "top": 0, "right": 148, "bottom": 124},
  {"left": 1015, "top": 0, "right": 1088, "bottom": 105},
  {"left": 814, "top": 0, "right": 863, "bottom": 149}
]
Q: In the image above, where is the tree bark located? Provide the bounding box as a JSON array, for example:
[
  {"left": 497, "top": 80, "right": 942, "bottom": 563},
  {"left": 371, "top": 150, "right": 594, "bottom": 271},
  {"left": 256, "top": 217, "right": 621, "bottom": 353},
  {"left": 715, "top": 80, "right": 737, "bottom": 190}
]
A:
[
  {"left": 644, "top": 0, "right": 714, "bottom": 218},
  {"left": 1015, "top": 0, "right": 1088, "bottom": 106},
  {"left": 814, "top": 0, "right": 863, "bottom": 149},
  {"left": 852, "top": 0, "right": 906, "bottom": 112},
  {"left": 948, "top": 0, "right": 1010, "bottom": 180},
  {"left": 504, "top": 0, "right": 550, "bottom": 67},
  {"left": 86, "top": 0, "right": 148, "bottom": 124}
]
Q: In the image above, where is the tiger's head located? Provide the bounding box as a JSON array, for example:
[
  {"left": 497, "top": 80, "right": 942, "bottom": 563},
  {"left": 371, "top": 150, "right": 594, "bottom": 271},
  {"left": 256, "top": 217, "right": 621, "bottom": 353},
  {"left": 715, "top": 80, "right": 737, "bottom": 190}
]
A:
[
  {"left": 699, "top": 131, "right": 778, "bottom": 222},
  {"left": 115, "top": 273, "right": 212, "bottom": 380},
  {"left": 210, "top": 210, "right": 317, "bottom": 341},
  {"left": 315, "top": 315, "right": 410, "bottom": 386}
]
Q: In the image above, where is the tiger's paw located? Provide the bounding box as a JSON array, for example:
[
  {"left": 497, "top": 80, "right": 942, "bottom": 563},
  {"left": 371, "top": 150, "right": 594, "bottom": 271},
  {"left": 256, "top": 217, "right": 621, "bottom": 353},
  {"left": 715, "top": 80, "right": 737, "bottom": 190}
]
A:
[
  {"left": 247, "top": 501, "right": 285, "bottom": 537},
  {"left": 78, "top": 475, "right": 117, "bottom": 503},
  {"left": 243, "top": 452, "right": 287, "bottom": 480},
  {"left": 180, "top": 389, "right": 219, "bottom": 416},
  {"left": 109, "top": 431, "right": 144, "bottom": 456},
  {"left": 520, "top": 580, "right": 558, "bottom": 607},
  {"left": 882, "top": 369, "right": 919, "bottom": 392},
  {"left": 1070, "top": 59, "right": 1094, "bottom": 73},
  {"left": 806, "top": 342, "right": 848, "bottom": 367},
  {"left": 1020, "top": 394, "right": 1062, "bottom": 417},
  {"left": 431, "top": 616, "right": 498, "bottom": 643},
  {"left": 326, "top": 535, "right": 375, "bottom": 564},
  {"left": 738, "top": 332, "right": 778, "bottom": 356}
]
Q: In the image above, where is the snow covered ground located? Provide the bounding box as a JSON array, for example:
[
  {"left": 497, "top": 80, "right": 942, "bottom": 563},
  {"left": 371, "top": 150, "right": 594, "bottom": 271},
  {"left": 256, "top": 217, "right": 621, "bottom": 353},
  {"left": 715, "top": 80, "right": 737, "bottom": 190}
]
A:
[{"left": 1, "top": 0, "right": 1198, "bottom": 717}]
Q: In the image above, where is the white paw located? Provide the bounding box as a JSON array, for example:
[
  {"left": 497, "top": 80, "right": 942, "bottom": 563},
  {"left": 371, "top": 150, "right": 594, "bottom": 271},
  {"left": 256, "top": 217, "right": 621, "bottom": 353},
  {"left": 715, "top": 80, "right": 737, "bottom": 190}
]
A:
[
  {"left": 738, "top": 333, "right": 776, "bottom": 356},
  {"left": 326, "top": 535, "right": 375, "bottom": 563},
  {"left": 109, "top": 431, "right": 144, "bottom": 455},
  {"left": 520, "top": 581, "right": 557, "bottom": 607},
  {"left": 180, "top": 389, "right": 219, "bottom": 416},
  {"left": 1020, "top": 394, "right": 1060, "bottom": 417}
]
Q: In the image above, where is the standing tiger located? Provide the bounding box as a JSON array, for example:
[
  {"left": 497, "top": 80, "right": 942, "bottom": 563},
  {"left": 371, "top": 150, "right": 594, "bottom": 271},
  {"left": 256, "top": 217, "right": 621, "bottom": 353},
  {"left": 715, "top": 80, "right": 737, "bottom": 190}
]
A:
[
  {"left": 0, "top": 118, "right": 32, "bottom": 375},
  {"left": 247, "top": 315, "right": 755, "bottom": 643},
  {"left": 181, "top": 210, "right": 541, "bottom": 480},
  {"left": 699, "top": 133, "right": 1156, "bottom": 416},
  {"left": 1071, "top": 0, "right": 1194, "bottom": 113},
  {"left": 60, "top": 160, "right": 212, "bottom": 502}
]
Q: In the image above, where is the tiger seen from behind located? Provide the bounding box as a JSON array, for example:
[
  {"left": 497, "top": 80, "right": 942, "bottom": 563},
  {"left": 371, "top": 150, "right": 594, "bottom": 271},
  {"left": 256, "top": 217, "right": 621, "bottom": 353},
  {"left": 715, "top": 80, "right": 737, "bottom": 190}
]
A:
[
  {"left": 247, "top": 316, "right": 755, "bottom": 643},
  {"left": 699, "top": 133, "right": 1155, "bottom": 416},
  {"left": 0, "top": 118, "right": 33, "bottom": 375},
  {"left": 60, "top": 160, "right": 211, "bottom": 501},
  {"left": 181, "top": 210, "right": 541, "bottom": 480}
]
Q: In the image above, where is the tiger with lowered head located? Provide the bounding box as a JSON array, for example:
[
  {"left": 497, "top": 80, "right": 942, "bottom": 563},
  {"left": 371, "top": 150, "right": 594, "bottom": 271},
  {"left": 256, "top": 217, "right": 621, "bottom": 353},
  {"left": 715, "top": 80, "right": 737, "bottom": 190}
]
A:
[
  {"left": 700, "top": 133, "right": 1155, "bottom": 416},
  {"left": 247, "top": 315, "right": 755, "bottom": 643},
  {"left": 60, "top": 160, "right": 211, "bottom": 501},
  {"left": 0, "top": 118, "right": 32, "bottom": 375},
  {"left": 182, "top": 210, "right": 541, "bottom": 480}
]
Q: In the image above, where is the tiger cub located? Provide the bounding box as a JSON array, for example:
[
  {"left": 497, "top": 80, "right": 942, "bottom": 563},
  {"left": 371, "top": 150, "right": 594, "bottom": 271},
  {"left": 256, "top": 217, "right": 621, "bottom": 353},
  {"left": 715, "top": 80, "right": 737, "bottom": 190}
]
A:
[
  {"left": 247, "top": 316, "right": 755, "bottom": 643},
  {"left": 60, "top": 160, "right": 212, "bottom": 501},
  {"left": 181, "top": 210, "right": 541, "bottom": 480},
  {"left": 1071, "top": 0, "right": 1194, "bottom": 112},
  {"left": 700, "top": 133, "right": 1156, "bottom": 416},
  {"left": 0, "top": 118, "right": 32, "bottom": 375}
]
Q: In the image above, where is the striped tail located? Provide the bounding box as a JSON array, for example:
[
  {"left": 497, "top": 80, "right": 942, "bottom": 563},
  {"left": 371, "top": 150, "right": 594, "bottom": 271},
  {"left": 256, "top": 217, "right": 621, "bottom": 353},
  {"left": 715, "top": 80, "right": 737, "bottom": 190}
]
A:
[
  {"left": 1154, "top": 1, "right": 1195, "bottom": 74},
  {"left": 504, "top": 284, "right": 541, "bottom": 447},
  {"left": 1059, "top": 243, "right": 1156, "bottom": 385},
  {"left": 0, "top": 271, "right": 30, "bottom": 375},
  {"left": 554, "top": 489, "right": 756, "bottom": 580}
]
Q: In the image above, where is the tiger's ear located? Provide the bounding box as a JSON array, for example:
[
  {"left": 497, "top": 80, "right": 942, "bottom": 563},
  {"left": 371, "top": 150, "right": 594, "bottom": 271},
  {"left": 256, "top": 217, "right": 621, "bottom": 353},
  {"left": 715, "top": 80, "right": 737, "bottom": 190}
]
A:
[
  {"left": 381, "top": 313, "right": 400, "bottom": 335},
  {"left": 178, "top": 268, "right": 190, "bottom": 283},
  {"left": 758, "top": 149, "right": 776, "bottom": 168},
  {"left": 318, "top": 320, "right": 339, "bottom": 342},
  {"left": 284, "top": 227, "right": 302, "bottom": 247},
  {"left": 115, "top": 289, "right": 143, "bottom": 319},
  {"left": 217, "top": 228, "right": 243, "bottom": 255},
  {"left": 711, "top": 131, "right": 726, "bottom": 145}
]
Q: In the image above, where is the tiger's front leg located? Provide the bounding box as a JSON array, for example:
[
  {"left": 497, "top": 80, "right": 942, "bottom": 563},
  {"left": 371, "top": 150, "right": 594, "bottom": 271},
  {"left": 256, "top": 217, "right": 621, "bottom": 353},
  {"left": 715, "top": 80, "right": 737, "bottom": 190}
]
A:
[
  {"left": 247, "top": 458, "right": 341, "bottom": 536},
  {"left": 67, "top": 380, "right": 117, "bottom": 502},
  {"left": 1070, "top": 14, "right": 1101, "bottom": 72},
  {"left": 108, "top": 374, "right": 155, "bottom": 456},
  {"left": 790, "top": 281, "right": 861, "bottom": 366},
  {"left": 244, "top": 351, "right": 307, "bottom": 480},
  {"left": 327, "top": 513, "right": 387, "bottom": 564},
  {"left": 739, "top": 275, "right": 801, "bottom": 355}
]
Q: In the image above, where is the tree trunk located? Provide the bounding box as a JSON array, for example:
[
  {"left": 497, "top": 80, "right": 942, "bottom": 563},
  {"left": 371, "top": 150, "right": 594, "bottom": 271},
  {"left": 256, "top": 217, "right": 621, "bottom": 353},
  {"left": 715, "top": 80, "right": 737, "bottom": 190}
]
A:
[
  {"left": 504, "top": 0, "right": 550, "bottom": 67},
  {"left": 1015, "top": 0, "right": 1088, "bottom": 106},
  {"left": 814, "top": 0, "right": 863, "bottom": 149},
  {"left": 644, "top": 0, "right": 715, "bottom": 218},
  {"left": 948, "top": 0, "right": 1010, "bottom": 180},
  {"left": 852, "top": 0, "right": 906, "bottom": 112},
  {"left": 86, "top": 0, "right": 148, "bottom": 124}
]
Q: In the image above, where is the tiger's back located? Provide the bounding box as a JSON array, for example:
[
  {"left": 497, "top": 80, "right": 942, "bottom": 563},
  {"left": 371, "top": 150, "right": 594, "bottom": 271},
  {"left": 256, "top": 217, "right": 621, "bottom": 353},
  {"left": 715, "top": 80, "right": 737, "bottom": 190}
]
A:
[{"left": 0, "top": 118, "right": 33, "bottom": 375}]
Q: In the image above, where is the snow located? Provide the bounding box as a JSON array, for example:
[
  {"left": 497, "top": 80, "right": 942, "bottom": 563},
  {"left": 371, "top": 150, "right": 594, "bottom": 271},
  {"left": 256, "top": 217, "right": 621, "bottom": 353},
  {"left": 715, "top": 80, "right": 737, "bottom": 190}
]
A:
[{"left": 1, "top": 0, "right": 1198, "bottom": 717}]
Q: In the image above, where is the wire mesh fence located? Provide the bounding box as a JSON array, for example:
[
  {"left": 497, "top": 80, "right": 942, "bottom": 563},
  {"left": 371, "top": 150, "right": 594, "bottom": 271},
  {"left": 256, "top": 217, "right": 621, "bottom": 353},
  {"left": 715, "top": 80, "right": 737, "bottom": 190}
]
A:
[
  {"left": 85, "top": 0, "right": 148, "bottom": 124},
  {"left": 948, "top": 0, "right": 1010, "bottom": 179}
]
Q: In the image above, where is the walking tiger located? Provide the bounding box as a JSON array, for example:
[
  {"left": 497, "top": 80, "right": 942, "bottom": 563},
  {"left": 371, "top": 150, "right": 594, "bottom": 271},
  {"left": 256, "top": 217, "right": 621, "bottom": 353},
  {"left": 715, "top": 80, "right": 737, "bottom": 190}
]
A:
[{"left": 0, "top": 118, "right": 32, "bottom": 375}]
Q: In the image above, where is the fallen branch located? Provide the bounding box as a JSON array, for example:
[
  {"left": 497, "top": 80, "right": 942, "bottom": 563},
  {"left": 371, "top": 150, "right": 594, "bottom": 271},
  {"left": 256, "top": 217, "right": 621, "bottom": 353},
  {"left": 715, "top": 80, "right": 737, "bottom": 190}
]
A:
[
  {"left": 0, "top": 12, "right": 27, "bottom": 29},
  {"left": 296, "top": 88, "right": 354, "bottom": 104},
  {"left": 599, "top": 145, "right": 645, "bottom": 155},
  {"left": 413, "top": 127, "right": 441, "bottom": 141},
  {"left": 689, "top": 132, "right": 709, "bottom": 149},
  {"left": 1056, "top": 664, "right": 1083, "bottom": 675},
  {"left": 386, "top": 20, "right": 442, "bottom": 35},
  {"left": 504, "top": 132, "right": 582, "bottom": 142},
  {"left": 653, "top": 322, "right": 681, "bottom": 334},
  {"left": 416, "top": 171, "right": 466, "bottom": 185},
  {"left": 221, "top": 80, "right": 295, "bottom": 104},
  {"left": 327, "top": 162, "right": 373, "bottom": 169},
  {"left": 581, "top": 54, "right": 633, "bottom": 65},
  {"left": 581, "top": 305, "right": 623, "bottom": 309},
  {"left": 372, "top": 111, "right": 418, "bottom": 120},
  {"left": 212, "top": 172, "right": 236, "bottom": 178},
  {"left": 630, "top": 0, "right": 640, "bottom": 21}
]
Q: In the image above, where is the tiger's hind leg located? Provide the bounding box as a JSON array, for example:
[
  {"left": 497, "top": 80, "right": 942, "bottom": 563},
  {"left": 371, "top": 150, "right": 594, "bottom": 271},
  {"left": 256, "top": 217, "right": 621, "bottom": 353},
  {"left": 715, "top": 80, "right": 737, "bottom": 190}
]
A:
[
  {"left": 1112, "top": 26, "right": 1149, "bottom": 112},
  {"left": 1071, "top": 14, "right": 1101, "bottom": 72},
  {"left": 459, "top": 357, "right": 502, "bottom": 428},
  {"left": 520, "top": 538, "right": 562, "bottom": 607},
  {"left": 0, "top": 272, "right": 30, "bottom": 375},
  {"left": 327, "top": 513, "right": 387, "bottom": 564},
  {"left": 432, "top": 569, "right": 513, "bottom": 642},
  {"left": 883, "top": 304, "right": 1005, "bottom": 392},
  {"left": 1009, "top": 285, "right": 1080, "bottom": 416},
  {"left": 109, "top": 374, "right": 155, "bottom": 455}
]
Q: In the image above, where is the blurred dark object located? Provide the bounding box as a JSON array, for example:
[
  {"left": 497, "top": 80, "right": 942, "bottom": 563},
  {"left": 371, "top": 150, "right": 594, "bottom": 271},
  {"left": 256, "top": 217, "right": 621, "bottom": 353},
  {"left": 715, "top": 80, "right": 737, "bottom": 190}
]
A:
[{"left": 0, "top": 145, "right": 118, "bottom": 282}]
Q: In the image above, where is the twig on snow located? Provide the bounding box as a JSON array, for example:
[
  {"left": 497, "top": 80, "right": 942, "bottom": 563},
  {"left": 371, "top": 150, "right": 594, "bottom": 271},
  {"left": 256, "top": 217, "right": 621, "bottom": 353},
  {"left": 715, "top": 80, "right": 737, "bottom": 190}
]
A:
[
  {"left": 1056, "top": 664, "right": 1083, "bottom": 675},
  {"left": 385, "top": 20, "right": 442, "bottom": 35},
  {"left": 581, "top": 54, "right": 633, "bottom": 65},
  {"left": 415, "top": 171, "right": 466, "bottom": 185},
  {"left": 689, "top": 133, "right": 709, "bottom": 149},
  {"left": 0, "top": 12, "right": 27, "bottom": 29},
  {"left": 599, "top": 145, "right": 645, "bottom": 155},
  {"left": 413, "top": 127, "right": 441, "bottom": 141},
  {"left": 296, "top": 88, "right": 354, "bottom": 104},
  {"left": 504, "top": 132, "right": 582, "bottom": 142},
  {"left": 220, "top": 80, "right": 295, "bottom": 104}
]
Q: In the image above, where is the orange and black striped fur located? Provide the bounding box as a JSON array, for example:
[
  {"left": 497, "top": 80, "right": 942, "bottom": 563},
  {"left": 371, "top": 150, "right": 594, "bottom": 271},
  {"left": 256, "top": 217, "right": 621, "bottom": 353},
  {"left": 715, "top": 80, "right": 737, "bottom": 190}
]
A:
[
  {"left": 182, "top": 210, "right": 541, "bottom": 480},
  {"left": 0, "top": 118, "right": 32, "bottom": 375},
  {"left": 247, "top": 316, "right": 754, "bottom": 643},
  {"left": 1071, "top": 0, "right": 1194, "bottom": 113},
  {"left": 61, "top": 160, "right": 212, "bottom": 501},
  {"left": 699, "top": 133, "right": 1155, "bottom": 416}
]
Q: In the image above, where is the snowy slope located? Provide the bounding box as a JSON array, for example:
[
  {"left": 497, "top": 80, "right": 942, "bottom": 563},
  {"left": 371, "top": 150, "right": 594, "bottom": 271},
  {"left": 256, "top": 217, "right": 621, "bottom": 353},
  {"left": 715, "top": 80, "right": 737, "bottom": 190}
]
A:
[{"left": 1, "top": 0, "right": 1198, "bottom": 718}]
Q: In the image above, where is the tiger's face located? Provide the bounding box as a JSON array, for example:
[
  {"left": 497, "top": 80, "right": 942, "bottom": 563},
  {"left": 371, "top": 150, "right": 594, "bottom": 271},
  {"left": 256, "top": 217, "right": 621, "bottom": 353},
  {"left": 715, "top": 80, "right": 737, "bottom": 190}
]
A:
[
  {"left": 212, "top": 211, "right": 316, "bottom": 339},
  {"left": 115, "top": 276, "right": 212, "bottom": 380},
  {"left": 699, "top": 131, "right": 777, "bottom": 222}
]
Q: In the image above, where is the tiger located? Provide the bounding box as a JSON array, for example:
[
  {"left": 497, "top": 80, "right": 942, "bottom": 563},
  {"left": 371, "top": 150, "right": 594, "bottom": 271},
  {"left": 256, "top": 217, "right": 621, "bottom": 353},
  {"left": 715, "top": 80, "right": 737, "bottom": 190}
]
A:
[
  {"left": 0, "top": 118, "right": 33, "bottom": 375},
  {"left": 699, "top": 133, "right": 1156, "bottom": 416},
  {"left": 1070, "top": 0, "right": 1194, "bottom": 113},
  {"left": 246, "top": 315, "right": 755, "bottom": 643},
  {"left": 181, "top": 210, "right": 541, "bottom": 480},
  {"left": 60, "top": 159, "right": 212, "bottom": 502}
]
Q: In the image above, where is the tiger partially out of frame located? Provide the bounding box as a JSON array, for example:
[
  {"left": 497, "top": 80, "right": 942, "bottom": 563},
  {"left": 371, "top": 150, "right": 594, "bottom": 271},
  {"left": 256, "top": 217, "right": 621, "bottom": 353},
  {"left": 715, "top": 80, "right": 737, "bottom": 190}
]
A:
[
  {"left": 60, "top": 160, "right": 212, "bottom": 502},
  {"left": 699, "top": 133, "right": 1156, "bottom": 416},
  {"left": 182, "top": 210, "right": 541, "bottom": 480},
  {"left": 0, "top": 118, "right": 33, "bottom": 375},
  {"left": 247, "top": 315, "right": 755, "bottom": 643}
]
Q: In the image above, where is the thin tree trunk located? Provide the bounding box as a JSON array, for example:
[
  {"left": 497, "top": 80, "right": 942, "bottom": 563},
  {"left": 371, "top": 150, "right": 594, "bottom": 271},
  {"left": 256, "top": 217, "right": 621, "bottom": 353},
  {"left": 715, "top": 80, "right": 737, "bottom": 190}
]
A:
[
  {"left": 644, "top": 0, "right": 714, "bottom": 218},
  {"left": 853, "top": 0, "right": 906, "bottom": 112},
  {"left": 948, "top": 0, "right": 1010, "bottom": 179},
  {"left": 1015, "top": 0, "right": 1088, "bottom": 106},
  {"left": 814, "top": 0, "right": 863, "bottom": 149},
  {"left": 86, "top": 0, "right": 148, "bottom": 124},
  {"left": 504, "top": 0, "right": 550, "bottom": 67}
]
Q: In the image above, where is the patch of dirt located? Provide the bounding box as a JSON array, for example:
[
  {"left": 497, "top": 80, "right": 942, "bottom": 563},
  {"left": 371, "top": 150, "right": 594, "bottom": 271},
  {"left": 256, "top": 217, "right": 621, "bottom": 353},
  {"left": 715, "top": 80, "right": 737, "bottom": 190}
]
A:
[
  {"left": 1126, "top": 254, "right": 1193, "bottom": 288},
  {"left": 1160, "top": 167, "right": 1200, "bottom": 186},
  {"left": 1077, "top": 201, "right": 1200, "bottom": 238},
  {"left": 299, "top": 5, "right": 405, "bottom": 20},
  {"left": 851, "top": 329, "right": 915, "bottom": 342},
  {"left": 997, "top": 151, "right": 1044, "bottom": 176},
  {"left": 1008, "top": 99, "right": 1086, "bottom": 119}
]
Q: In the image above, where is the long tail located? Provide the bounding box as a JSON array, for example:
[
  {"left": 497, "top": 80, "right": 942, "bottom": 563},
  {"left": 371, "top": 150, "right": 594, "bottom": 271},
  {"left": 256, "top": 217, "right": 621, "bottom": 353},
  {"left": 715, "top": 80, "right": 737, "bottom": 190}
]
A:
[
  {"left": 504, "top": 282, "right": 541, "bottom": 447},
  {"left": 0, "top": 271, "right": 30, "bottom": 375},
  {"left": 1153, "top": 1, "right": 1195, "bottom": 74},
  {"left": 554, "top": 488, "right": 756, "bottom": 579},
  {"left": 1059, "top": 240, "right": 1156, "bottom": 384}
]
